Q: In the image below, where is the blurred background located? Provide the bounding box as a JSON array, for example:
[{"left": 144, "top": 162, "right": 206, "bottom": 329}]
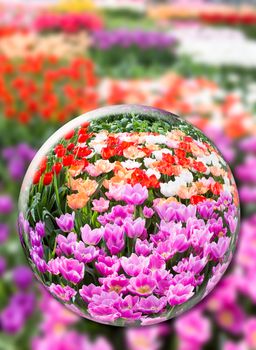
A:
[{"left": 1, "top": 0, "right": 256, "bottom": 349}]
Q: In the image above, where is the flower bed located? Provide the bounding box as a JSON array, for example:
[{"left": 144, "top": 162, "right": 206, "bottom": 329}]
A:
[
  {"left": 0, "top": 56, "right": 98, "bottom": 130},
  {"left": 34, "top": 13, "right": 104, "bottom": 33},
  {"left": 91, "top": 29, "right": 177, "bottom": 77},
  {"left": 0, "top": 32, "right": 91, "bottom": 59},
  {"left": 172, "top": 25, "right": 256, "bottom": 68},
  {"left": 19, "top": 105, "right": 239, "bottom": 326}
]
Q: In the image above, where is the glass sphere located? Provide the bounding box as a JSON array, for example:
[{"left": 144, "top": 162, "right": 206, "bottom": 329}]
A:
[{"left": 18, "top": 105, "right": 239, "bottom": 326}]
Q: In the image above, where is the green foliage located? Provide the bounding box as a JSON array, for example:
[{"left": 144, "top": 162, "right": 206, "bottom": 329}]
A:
[{"left": 90, "top": 46, "right": 176, "bottom": 79}]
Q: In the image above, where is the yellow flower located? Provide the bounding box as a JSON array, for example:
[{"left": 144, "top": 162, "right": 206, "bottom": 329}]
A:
[{"left": 53, "top": 0, "right": 96, "bottom": 13}]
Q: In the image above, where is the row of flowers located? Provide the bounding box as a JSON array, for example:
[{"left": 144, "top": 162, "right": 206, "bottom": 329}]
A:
[
  {"left": 2, "top": 3, "right": 256, "bottom": 35},
  {"left": 147, "top": 3, "right": 256, "bottom": 25},
  {"left": 2, "top": 26, "right": 256, "bottom": 74},
  {"left": 0, "top": 56, "right": 98, "bottom": 126},
  {"left": 172, "top": 25, "right": 256, "bottom": 68},
  {"left": 34, "top": 13, "right": 104, "bottom": 33},
  {"left": 1, "top": 55, "right": 254, "bottom": 137},
  {"left": 0, "top": 32, "right": 92, "bottom": 59},
  {"left": 0, "top": 30, "right": 177, "bottom": 78}
]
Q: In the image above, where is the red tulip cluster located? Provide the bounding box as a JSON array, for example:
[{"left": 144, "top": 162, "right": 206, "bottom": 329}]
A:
[
  {"left": 33, "top": 123, "right": 92, "bottom": 186},
  {"left": 0, "top": 55, "right": 99, "bottom": 124},
  {"left": 200, "top": 12, "right": 256, "bottom": 26}
]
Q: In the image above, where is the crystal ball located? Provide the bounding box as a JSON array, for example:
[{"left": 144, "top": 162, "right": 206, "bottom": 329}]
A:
[{"left": 18, "top": 105, "right": 239, "bottom": 326}]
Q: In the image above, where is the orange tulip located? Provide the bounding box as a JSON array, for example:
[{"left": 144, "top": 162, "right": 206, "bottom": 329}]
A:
[{"left": 67, "top": 191, "right": 89, "bottom": 210}]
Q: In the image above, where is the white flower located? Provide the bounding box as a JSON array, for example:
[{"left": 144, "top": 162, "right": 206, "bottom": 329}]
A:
[
  {"left": 145, "top": 135, "right": 167, "bottom": 145},
  {"left": 95, "top": 0, "right": 146, "bottom": 12},
  {"left": 91, "top": 143, "right": 105, "bottom": 154},
  {"left": 172, "top": 25, "right": 256, "bottom": 68},
  {"left": 178, "top": 169, "right": 193, "bottom": 184},
  {"left": 89, "top": 132, "right": 108, "bottom": 153},
  {"left": 198, "top": 154, "right": 220, "bottom": 167},
  {"left": 92, "top": 131, "right": 108, "bottom": 142},
  {"left": 160, "top": 178, "right": 183, "bottom": 197},
  {"left": 146, "top": 169, "right": 161, "bottom": 179},
  {"left": 121, "top": 160, "right": 141, "bottom": 169},
  {"left": 160, "top": 181, "right": 177, "bottom": 197}
]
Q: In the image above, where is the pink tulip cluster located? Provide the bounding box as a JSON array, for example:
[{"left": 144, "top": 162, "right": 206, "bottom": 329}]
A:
[{"left": 34, "top": 13, "right": 103, "bottom": 33}]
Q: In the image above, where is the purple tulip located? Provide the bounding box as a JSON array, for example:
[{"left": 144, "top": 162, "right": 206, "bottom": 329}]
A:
[
  {"left": 2, "top": 146, "right": 15, "bottom": 159},
  {"left": 74, "top": 242, "right": 99, "bottom": 263},
  {"left": 80, "top": 284, "right": 103, "bottom": 303},
  {"left": 56, "top": 212, "right": 75, "bottom": 232},
  {"left": 12, "top": 266, "right": 33, "bottom": 289},
  {"left": 18, "top": 212, "right": 30, "bottom": 237},
  {"left": 88, "top": 291, "right": 121, "bottom": 323},
  {"left": 175, "top": 310, "right": 211, "bottom": 347},
  {"left": 207, "top": 237, "right": 231, "bottom": 260},
  {"left": 0, "top": 291, "right": 36, "bottom": 333},
  {"left": 143, "top": 206, "right": 154, "bottom": 218},
  {"left": 81, "top": 224, "right": 103, "bottom": 246},
  {"left": 0, "top": 256, "right": 6, "bottom": 277},
  {"left": 155, "top": 241, "right": 175, "bottom": 261},
  {"left": 98, "top": 205, "right": 134, "bottom": 226},
  {"left": 0, "top": 223, "right": 9, "bottom": 244},
  {"left": 225, "top": 214, "right": 238, "bottom": 235},
  {"left": 148, "top": 254, "right": 166, "bottom": 272},
  {"left": 16, "top": 143, "right": 36, "bottom": 160},
  {"left": 121, "top": 254, "right": 149, "bottom": 277},
  {"left": 35, "top": 221, "right": 45, "bottom": 238},
  {"left": 30, "top": 249, "right": 47, "bottom": 273},
  {"left": 123, "top": 217, "right": 146, "bottom": 239},
  {"left": 30, "top": 230, "right": 41, "bottom": 247},
  {"left": 104, "top": 223, "right": 125, "bottom": 255},
  {"left": 137, "top": 295, "right": 167, "bottom": 314},
  {"left": 135, "top": 239, "right": 153, "bottom": 257},
  {"left": 95, "top": 255, "right": 121, "bottom": 277},
  {"left": 197, "top": 200, "right": 215, "bottom": 220},
  {"left": 56, "top": 232, "right": 77, "bottom": 256},
  {"left": 8, "top": 157, "right": 25, "bottom": 181},
  {"left": 93, "top": 30, "right": 176, "bottom": 51},
  {"left": 0, "top": 304, "right": 25, "bottom": 334},
  {"left": 0, "top": 195, "right": 13, "bottom": 214},
  {"left": 118, "top": 295, "right": 141, "bottom": 320},
  {"left": 100, "top": 274, "right": 129, "bottom": 294},
  {"left": 59, "top": 258, "right": 84, "bottom": 284},
  {"left": 156, "top": 202, "right": 198, "bottom": 223},
  {"left": 10, "top": 292, "right": 35, "bottom": 317},
  {"left": 128, "top": 273, "right": 157, "bottom": 296},
  {"left": 239, "top": 186, "right": 256, "bottom": 203},
  {"left": 174, "top": 255, "right": 207, "bottom": 275},
  {"left": 49, "top": 283, "right": 77, "bottom": 302},
  {"left": 122, "top": 184, "right": 148, "bottom": 206},
  {"left": 47, "top": 256, "right": 62, "bottom": 275},
  {"left": 167, "top": 283, "right": 194, "bottom": 306}
]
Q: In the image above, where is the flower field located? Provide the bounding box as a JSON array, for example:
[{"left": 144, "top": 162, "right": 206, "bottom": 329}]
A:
[{"left": 1, "top": 0, "right": 256, "bottom": 349}]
